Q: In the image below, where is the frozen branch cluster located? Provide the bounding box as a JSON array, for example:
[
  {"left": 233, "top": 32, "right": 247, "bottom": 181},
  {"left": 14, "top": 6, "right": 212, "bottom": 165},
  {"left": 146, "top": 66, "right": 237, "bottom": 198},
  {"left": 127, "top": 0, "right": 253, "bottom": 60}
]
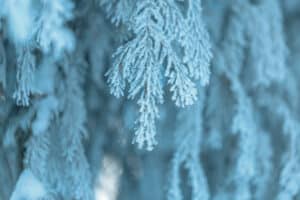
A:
[{"left": 0, "top": 1, "right": 300, "bottom": 200}]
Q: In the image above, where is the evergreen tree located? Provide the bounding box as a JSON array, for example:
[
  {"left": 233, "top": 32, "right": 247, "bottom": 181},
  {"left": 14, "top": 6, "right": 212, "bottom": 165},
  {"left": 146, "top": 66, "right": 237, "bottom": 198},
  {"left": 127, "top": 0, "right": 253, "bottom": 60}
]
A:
[{"left": 0, "top": 0, "right": 300, "bottom": 200}]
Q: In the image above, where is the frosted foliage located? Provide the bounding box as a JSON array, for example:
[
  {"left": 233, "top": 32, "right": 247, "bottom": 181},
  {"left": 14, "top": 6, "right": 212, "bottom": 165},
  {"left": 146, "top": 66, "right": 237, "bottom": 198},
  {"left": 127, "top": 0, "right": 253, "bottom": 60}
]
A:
[
  {"left": 1, "top": 0, "right": 35, "bottom": 43},
  {"left": 13, "top": 46, "right": 37, "bottom": 106},
  {"left": 107, "top": 0, "right": 211, "bottom": 150},
  {"left": 10, "top": 169, "right": 47, "bottom": 200},
  {"left": 99, "top": 0, "right": 135, "bottom": 26},
  {"left": 0, "top": 36, "right": 6, "bottom": 90},
  {"left": 1, "top": 0, "right": 300, "bottom": 200},
  {"left": 168, "top": 92, "right": 209, "bottom": 200},
  {"left": 246, "top": 0, "right": 287, "bottom": 87},
  {"left": 32, "top": 96, "right": 58, "bottom": 135},
  {"left": 37, "top": 0, "right": 75, "bottom": 58}
]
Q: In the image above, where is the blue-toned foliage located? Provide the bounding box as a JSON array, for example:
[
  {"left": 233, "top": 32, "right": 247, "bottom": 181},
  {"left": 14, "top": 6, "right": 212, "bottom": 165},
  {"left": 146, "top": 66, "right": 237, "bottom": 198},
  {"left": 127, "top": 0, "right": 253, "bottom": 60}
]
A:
[
  {"left": 168, "top": 91, "right": 209, "bottom": 200},
  {"left": 106, "top": 0, "right": 211, "bottom": 150},
  {"left": 0, "top": 0, "right": 300, "bottom": 200},
  {"left": 36, "top": 0, "right": 75, "bottom": 58}
]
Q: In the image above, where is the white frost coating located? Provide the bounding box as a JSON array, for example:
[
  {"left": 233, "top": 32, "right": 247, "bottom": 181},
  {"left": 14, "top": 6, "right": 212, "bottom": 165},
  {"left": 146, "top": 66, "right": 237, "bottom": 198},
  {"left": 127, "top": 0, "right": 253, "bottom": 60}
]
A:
[
  {"left": 32, "top": 96, "right": 58, "bottom": 135},
  {"left": 4, "top": 0, "right": 35, "bottom": 43},
  {"left": 10, "top": 169, "right": 46, "bottom": 200},
  {"left": 37, "top": 0, "right": 75, "bottom": 59}
]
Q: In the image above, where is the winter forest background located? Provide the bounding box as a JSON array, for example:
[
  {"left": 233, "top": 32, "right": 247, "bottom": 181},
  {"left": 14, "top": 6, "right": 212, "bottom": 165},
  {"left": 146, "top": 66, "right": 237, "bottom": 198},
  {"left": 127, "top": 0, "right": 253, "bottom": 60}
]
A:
[{"left": 1, "top": 0, "right": 300, "bottom": 200}]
